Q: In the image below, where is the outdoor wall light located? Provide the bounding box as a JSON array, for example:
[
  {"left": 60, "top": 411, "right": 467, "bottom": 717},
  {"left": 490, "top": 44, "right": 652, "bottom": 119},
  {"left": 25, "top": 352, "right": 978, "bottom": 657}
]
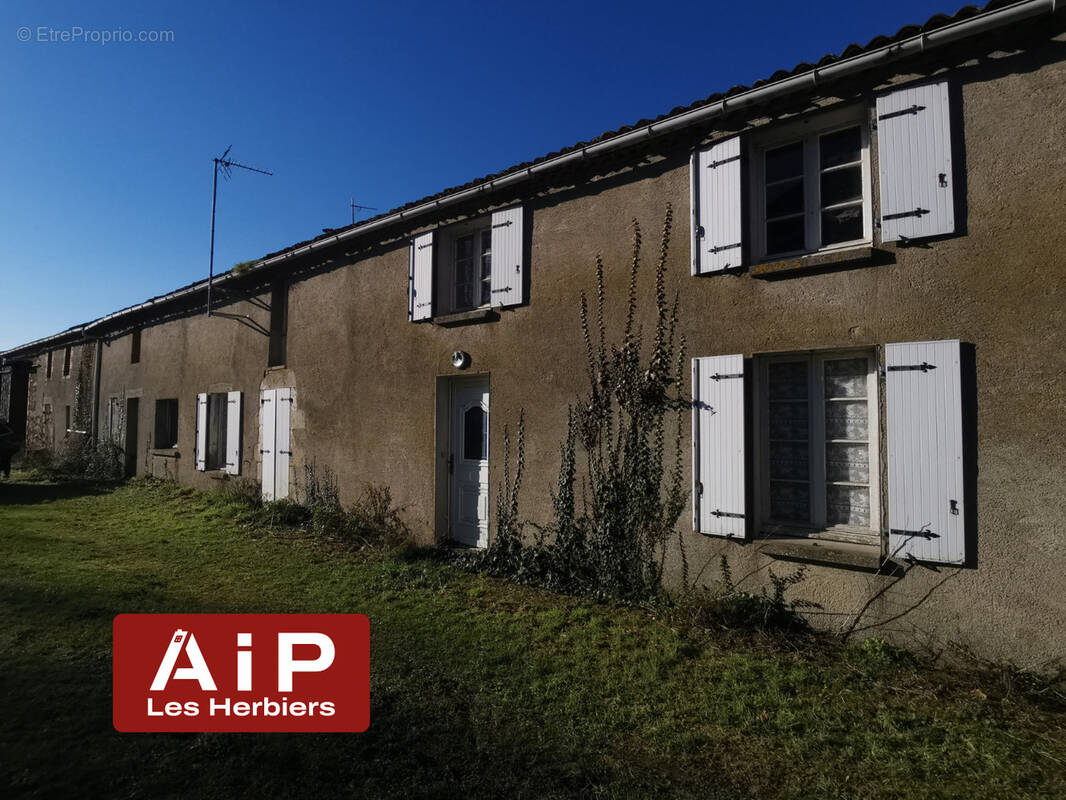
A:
[{"left": 451, "top": 350, "right": 471, "bottom": 370}]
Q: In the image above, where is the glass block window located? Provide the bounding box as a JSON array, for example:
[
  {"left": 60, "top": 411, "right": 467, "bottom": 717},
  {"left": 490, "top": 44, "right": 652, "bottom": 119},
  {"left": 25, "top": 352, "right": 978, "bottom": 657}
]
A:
[{"left": 761, "top": 351, "right": 879, "bottom": 535}]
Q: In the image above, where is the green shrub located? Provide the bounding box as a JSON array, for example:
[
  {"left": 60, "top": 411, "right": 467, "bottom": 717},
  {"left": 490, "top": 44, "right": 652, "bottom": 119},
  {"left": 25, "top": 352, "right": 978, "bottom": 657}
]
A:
[
  {"left": 222, "top": 476, "right": 263, "bottom": 508},
  {"left": 671, "top": 556, "right": 813, "bottom": 635},
  {"left": 463, "top": 206, "right": 688, "bottom": 604}
]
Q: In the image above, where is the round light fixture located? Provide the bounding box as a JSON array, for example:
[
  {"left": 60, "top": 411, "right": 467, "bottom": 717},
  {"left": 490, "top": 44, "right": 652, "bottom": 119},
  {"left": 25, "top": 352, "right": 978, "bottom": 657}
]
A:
[{"left": 451, "top": 350, "right": 471, "bottom": 370}]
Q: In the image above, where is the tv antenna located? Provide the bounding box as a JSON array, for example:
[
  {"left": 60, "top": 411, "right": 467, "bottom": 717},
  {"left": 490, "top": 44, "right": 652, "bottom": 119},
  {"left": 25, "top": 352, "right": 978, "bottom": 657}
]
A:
[
  {"left": 350, "top": 197, "right": 377, "bottom": 225},
  {"left": 207, "top": 146, "right": 273, "bottom": 316}
]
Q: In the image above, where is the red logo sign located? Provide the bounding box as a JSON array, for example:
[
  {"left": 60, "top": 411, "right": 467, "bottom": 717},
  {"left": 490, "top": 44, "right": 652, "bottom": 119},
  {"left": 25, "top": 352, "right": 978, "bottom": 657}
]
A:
[{"left": 113, "top": 614, "right": 369, "bottom": 732}]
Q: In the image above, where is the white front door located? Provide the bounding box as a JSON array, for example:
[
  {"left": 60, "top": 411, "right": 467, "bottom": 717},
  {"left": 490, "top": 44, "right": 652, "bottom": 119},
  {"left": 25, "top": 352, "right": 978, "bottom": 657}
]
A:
[{"left": 450, "top": 378, "right": 489, "bottom": 547}]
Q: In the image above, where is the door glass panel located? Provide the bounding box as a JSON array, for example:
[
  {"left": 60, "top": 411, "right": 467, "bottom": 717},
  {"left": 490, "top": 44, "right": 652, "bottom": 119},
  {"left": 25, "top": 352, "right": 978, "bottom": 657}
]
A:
[{"left": 463, "top": 405, "right": 486, "bottom": 461}]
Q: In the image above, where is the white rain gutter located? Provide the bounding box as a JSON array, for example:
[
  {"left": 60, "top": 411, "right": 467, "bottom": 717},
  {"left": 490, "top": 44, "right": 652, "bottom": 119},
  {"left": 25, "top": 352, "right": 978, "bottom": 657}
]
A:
[{"left": 3, "top": 0, "right": 1058, "bottom": 357}]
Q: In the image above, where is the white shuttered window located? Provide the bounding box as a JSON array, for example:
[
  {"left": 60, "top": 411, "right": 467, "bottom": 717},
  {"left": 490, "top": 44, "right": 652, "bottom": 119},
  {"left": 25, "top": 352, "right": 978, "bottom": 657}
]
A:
[
  {"left": 691, "top": 137, "right": 743, "bottom": 274},
  {"left": 195, "top": 393, "right": 208, "bottom": 471},
  {"left": 886, "top": 340, "right": 966, "bottom": 565},
  {"left": 225, "top": 391, "right": 242, "bottom": 475},
  {"left": 490, "top": 206, "right": 524, "bottom": 307},
  {"left": 692, "top": 355, "right": 746, "bottom": 537},
  {"left": 409, "top": 231, "right": 434, "bottom": 321},
  {"left": 259, "top": 388, "right": 294, "bottom": 501},
  {"left": 876, "top": 81, "right": 954, "bottom": 243}
]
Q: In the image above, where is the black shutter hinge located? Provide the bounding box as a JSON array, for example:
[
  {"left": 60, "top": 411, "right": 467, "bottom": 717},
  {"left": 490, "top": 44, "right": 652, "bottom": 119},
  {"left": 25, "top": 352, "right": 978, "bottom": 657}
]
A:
[
  {"left": 711, "top": 509, "right": 745, "bottom": 519},
  {"left": 878, "top": 104, "right": 926, "bottom": 121},
  {"left": 709, "top": 242, "right": 741, "bottom": 254},
  {"left": 707, "top": 154, "right": 741, "bottom": 169},
  {"left": 883, "top": 208, "right": 930, "bottom": 221},
  {"left": 887, "top": 362, "right": 936, "bottom": 372},
  {"left": 890, "top": 527, "right": 940, "bottom": 540},
  {"left": 710, "top": 372, "right": 743, "bottom": 381}
]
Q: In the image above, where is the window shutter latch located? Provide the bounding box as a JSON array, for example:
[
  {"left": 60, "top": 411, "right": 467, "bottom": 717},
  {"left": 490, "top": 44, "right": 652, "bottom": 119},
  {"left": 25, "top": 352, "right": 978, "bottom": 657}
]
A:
[{"left": 710, "top": 371, "right": 743, "bottom": 381}]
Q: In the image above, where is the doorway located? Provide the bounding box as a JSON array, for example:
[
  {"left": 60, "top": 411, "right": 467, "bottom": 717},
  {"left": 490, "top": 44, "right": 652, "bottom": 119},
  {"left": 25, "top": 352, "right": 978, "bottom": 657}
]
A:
[
  {"left": 447, "top": 376, "right": 489, "bottom": 547},
  {"left": 123, "top": 397, "right": 139, "bottom": 477}
]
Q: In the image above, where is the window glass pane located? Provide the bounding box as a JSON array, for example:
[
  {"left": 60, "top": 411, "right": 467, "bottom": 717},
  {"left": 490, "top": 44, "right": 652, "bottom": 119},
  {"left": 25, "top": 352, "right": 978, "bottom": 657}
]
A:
[
  {"left": 825, "top": 399, "right": 868, "bottom": 439},
  {"left": 826, "top": 442, "right": 869, "bottom": 483},
  {"left": 770, "top": 483, "right": 810, "bottom": 523},
  {"left": 765, "top": 141, "right": 804, "bottom": 183},
  {"left": 766, "top": 216, "right": 805, "bottom": 255},
  {"left": 824, "top": 358, "right": 867, "bottom": 398},
  {"left": 769, "top": 442, "right": 809, "bottom": 481},
  {"left": 820, "top": 127, "right": 861, "bottom": 169},
  {"left": 455, "top": 234, "right": 474, "bottom": 260},
  {"left": 463, "top": 406, "right": 486, "bottom": 461},
  {"left": 827, "top": 485, "right": 870, "bottom": 526},
  {"left": 820, "top": 166, "right": 862, "bottom": 207},
  {"left": 455, "top": 283, "right": 475, "bottom": 310},
  {"left": 821, "top": 206, "right": 863, "bottom": 245},
  {"left": 769, "top": 401, "right": 808, "bottom": 439},
  {"left": 768, "top": 361, "right": 809, "bottom": 400},
  {"left": 766, "top": 177, "right": 804, "bottom": 218}
]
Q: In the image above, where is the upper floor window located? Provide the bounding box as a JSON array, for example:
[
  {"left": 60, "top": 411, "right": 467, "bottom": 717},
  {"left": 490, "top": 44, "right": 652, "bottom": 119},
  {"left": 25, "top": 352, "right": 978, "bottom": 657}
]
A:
[
  {"left": 45, "top": 351, "right": 53, "bottom": 379},
  {"left": 62, "top": 346, "right": 72, "bottom": 377},
  {"left": 752, "top": 110, "right": 872, "bottom": 261},
  {"left": 453, "top": 228, "right": 493, "bottom": 312},
  {"left": 690, "top": 80, "right": 956, "bottom": 275},
  {"left": 130, "top": 330, "right": 141, "bottom": 364},
  {"left": 409, "top": 206, "right": 525, "bottom": 322}
]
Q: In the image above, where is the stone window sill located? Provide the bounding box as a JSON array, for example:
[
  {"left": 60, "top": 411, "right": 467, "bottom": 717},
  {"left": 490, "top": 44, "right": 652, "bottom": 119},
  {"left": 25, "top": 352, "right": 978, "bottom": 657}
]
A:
[
  {"left": 434, "top": 308, "right": 499, "bottom": 327},
  {"left": 751, "top": 246, "right": 878, "bottom": 279},
  {"left": 756, "top": 535, "right": 888, "bottom": 572}
]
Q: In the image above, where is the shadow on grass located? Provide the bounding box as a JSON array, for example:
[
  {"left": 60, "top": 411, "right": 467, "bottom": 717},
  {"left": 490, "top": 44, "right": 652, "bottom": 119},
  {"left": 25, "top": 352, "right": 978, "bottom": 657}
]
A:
[
  {"left": 0, "top": 479, "right": 117, "bottom": 506},
  {"left": 0, "top": 575, "right": 736, "bottom": 800}
]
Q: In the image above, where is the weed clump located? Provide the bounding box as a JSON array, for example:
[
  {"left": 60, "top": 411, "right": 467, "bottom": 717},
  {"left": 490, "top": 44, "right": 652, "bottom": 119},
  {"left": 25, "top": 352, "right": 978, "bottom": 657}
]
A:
[{"left": 462, "top": 206, "right": 688, "bottom": 604}]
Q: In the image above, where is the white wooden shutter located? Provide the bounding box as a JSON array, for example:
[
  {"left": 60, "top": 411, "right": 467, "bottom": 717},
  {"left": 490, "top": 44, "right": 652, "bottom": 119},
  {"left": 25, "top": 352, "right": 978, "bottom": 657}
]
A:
[
  {"left": 225, "top": 391, "right": 242, "bottom": 475},
  {"left": 886, "top": 340, "right": 965, "bottom": 565},
  {"left": 195, "top": 393, "right": 208, "bottom": 472},
  {"left": 409, "top": 231, "right": 434, "bottom": 321},
  {"left": 692, "top": 136, "right": 743, "bottom": 274},
  {"left": 490, "top": 206, "right": 524, "bottom": 307},
  {"left": 876, "top": 81, "right": 954, "bottom": 242},
  {"left": 692, "top": 355, "right": 746, "bottom": 537},
  {"left": 275, "top": 388, "right": 293, "bottom": 500},
  {"left": 260, "top": 389, "right": 277, "bottom": 501}
]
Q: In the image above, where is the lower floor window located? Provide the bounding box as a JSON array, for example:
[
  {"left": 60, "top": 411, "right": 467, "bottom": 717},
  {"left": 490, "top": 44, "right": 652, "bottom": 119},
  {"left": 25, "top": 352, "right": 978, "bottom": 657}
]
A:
[
  {"left": 760, "top": 350, "right": 879, "bottom": 535},
  {"left": 206, "top": 393, "right": 228, "bottom": 470},
  {"left": 154, "top": 398, "right": 179, "bottom": 448}
]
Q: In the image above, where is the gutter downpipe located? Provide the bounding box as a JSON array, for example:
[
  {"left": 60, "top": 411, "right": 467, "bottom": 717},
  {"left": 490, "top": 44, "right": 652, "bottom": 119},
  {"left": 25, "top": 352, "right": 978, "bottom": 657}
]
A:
[{"left": 1, "top": 0, "right": 1058, "bottom": 358}]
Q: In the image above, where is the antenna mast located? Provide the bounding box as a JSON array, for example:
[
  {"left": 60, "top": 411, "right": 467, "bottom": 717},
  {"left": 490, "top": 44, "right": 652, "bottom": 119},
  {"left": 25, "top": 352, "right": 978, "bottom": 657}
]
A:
[
  {"left": 350, "top": 197, "right": 377, "bottom": 225},
  {"left": 207, "top": 146, "right": 273, "bottom": 316}
]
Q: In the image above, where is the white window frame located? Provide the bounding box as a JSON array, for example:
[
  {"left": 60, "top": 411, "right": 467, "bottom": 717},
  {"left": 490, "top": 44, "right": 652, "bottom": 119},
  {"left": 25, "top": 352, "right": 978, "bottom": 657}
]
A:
[
  {"left": 750, "top": 106, "right": 873, "bottom": 263},
  {"left": 438, "top": 219, "right": 493, "bottom": 314},
  {"left": 754, "top": 348, "right": 881, "bottom": 544}
]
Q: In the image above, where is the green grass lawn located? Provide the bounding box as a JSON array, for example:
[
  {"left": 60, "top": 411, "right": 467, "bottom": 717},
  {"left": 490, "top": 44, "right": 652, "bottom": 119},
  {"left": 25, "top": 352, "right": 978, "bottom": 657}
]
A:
[{"left": 1, "top": 477, "right": 1064, "bottom": 799}]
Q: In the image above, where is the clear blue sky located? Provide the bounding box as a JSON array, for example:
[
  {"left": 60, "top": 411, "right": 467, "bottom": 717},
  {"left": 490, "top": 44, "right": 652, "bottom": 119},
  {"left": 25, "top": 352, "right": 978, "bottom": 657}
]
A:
[{"left": 0, "top": 0, "right": 957, "bottom": 350}]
